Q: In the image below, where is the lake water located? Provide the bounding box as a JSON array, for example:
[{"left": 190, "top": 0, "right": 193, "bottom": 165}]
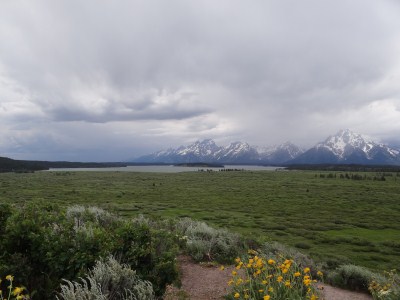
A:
[{"left": 47, "top": 165, "right": 282, "bottom": 173}]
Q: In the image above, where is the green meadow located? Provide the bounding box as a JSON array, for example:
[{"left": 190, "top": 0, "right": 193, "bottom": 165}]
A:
[{"left": 1, "top": 170, "right": 399, "bottom": 271}]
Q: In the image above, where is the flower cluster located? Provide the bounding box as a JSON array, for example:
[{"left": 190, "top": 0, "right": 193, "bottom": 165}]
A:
[
  {"left": 225, "top": 250, "right": 323, "bottom": 300},
  {"left": 369, "top": 269, "right": 399, "bottom": 300},
  {"left": 0, "top": 275, "right": 30, "bottom": 300}
]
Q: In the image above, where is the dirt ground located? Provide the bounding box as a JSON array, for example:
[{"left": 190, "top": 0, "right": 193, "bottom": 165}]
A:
[{"left": 164, "top": 255, "right": 373, "bottom": 300}]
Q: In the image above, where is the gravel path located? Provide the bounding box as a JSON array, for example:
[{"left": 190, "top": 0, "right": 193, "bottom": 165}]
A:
[{"left": 164, "top": 255, "right": 373, "bottom": 300}]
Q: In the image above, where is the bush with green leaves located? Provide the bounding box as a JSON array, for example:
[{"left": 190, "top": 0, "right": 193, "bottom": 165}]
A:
[
  {"left": 369, "top": 269, "right": 400, "bottom": 300},
  {"left": 175, "top": 218, "right": 245, "bottom": 263},
  {"left": 0, "top": 203, "right": 178, "bottom": 299},
  {"left": 261, "top": 241, "right": 317, "bottom": 272},
  {"left": 327, "top": 264, "right": 385, "bottom": 292},
  {"left": 66, "top": 205, "right": 118, "bottom": 228},
  {"left": 57, "top": 255, "right": 155, "bottom": 300}
]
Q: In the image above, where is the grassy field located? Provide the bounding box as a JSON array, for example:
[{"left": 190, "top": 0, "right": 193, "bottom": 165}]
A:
[{"left": 0, "top": 170, "right": 399, "bottom": 271}]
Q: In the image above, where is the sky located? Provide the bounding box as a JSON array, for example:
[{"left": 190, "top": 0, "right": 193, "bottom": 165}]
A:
[{"left": 1, "top": 0, "right": 400, "bottom": 161}]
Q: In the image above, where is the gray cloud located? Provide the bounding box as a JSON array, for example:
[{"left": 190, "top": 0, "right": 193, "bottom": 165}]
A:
[{"left": 0, "top": 0, "right": 400, "bottom": 160}]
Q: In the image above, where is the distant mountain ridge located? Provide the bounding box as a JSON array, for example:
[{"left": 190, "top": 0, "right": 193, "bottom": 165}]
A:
[
  {"left": 133, "top": 139, "right": 304, "bottom": 164},
  {"left": 289, "top": 129, "right": 400, "bottom": 165},
  {"left": 133, "top": 130, "right": 400, "bottom": 165}
]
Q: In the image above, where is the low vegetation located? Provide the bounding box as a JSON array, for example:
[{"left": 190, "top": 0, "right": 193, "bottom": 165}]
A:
[
  {"left": 174, "top": 218, "right": 245, "bottom": 263},
  {"left": 225, "top": 250, "right": 323, "bottom": 300},
  {"left": 57, "top": 256, "right": 156, "bottom": 300},
  {"left": 0, "top": 203, "right": 179, "bottom": 299},
  {"left": 1, "top": 170, "right": 399, "bottom": 271},
  {"left": 0, "top": 170, "right": 399, "bottom": 299}
]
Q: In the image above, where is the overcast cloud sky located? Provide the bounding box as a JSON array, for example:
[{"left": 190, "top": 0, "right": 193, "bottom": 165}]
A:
[{"left": 1, "top": 0, "right": 400, "bottom": 161}]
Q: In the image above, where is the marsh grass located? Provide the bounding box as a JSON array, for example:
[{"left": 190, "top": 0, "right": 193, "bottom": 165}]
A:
[{"left": 0, "top": 170, "right": 399, "bottom": 270}]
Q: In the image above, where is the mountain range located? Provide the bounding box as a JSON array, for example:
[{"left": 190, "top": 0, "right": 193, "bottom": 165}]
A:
[{"left": 133, "top": 129, "right": 400, "bottom": 165}]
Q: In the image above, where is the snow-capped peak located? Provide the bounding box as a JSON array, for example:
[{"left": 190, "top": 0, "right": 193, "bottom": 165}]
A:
[
  {"left": 257, "top": 142, "right": 304, "bottom": 158},
  {"left": 316, "top": 129, "right": 373, "bottom": 159},
  {"left": 177, "top": 139, "right": 220, "bottom": 156},
  {"left": 132, "top": 132, "right": 400, "bottom": 165},
  {"left": 312, "top": 129, "right": 400, "bottom": 162}
]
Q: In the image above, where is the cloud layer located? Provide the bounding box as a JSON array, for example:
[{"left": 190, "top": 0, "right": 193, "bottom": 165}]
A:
[{"left": 1, "top": 0, "right": 400, "bottom": 161}]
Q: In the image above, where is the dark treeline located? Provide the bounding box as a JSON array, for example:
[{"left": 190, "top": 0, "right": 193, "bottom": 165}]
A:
[
  {"left": 286, "top": 164, "right": 400, "bottom": 172},
  {"left": 0, "top": 156, "right": 127, "bottom": 173},
  {"left": 174, "top": 162, "right": 224, "bottom": 168},
  {"left": 317, "top": 172, "right": 396, "bottom": 181}
]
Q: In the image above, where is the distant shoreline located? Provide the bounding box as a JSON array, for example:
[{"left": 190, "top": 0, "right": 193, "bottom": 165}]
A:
[{"left": 173, "top": 163, "right": 225, "bottom": 168}]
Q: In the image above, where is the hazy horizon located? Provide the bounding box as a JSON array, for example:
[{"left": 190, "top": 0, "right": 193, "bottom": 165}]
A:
[{"left": 1, "top": 1, "right": 400, "bottom": 162}]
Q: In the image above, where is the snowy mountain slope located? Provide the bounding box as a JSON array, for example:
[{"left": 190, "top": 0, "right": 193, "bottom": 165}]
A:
[
  {"left": 258, "top": 142, "right": 304, "bottom": 163},
  {"left": 290, "top": 129, "right": 400, "bottom": 165},
  {"left": 133, "top": 140, "right": 303, "bottom": 164},
  {"left": 132, "top": 130, "right": 400, "bottom": 165}
]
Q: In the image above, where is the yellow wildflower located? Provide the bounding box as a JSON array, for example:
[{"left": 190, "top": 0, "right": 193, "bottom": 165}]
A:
[
  {"left": 310, "top": 294, "right": 318, "bottom": 300},
  {"left": 294, "top": 272, "right": 301, "bottom": 277},
  {"left": 235, "top": 257, "right": 241, "bottom": 263},
  {"left": 285, "top": 280, "right": 291, "bottom": 288},
  {"left": 6, "top": 275, "right": 14, "bottom": 281},
  {"left": 255, "top": 259, "right": 264, "bottom": 268},
  {"left": 304, "top": 267, "right": 310, "bottom": 274},
  {"left": 277, "top": 276, "right": 283, "bottom": 282},
  {"left": 259, "top": 289, "right": 264, "bottom": 293},
  {"left": 13, "top": 287, "right": 24, "bottom": 296},
  {"left": 234, "top": 292, "right": 240, "bottom": 298},
  {"left": 220, "top": 266, "right": 225, "bottom": 271},
  {"left": 264, "top": 295, "right": 271, "bottom": 300},
  {"left": 268, "top": 259, "right": 275, "bottom": 265},
  {"left": 284, "top": 259, "right": 292, "bottom": 268},
  {"left": 262, "top": 280, "right": 268, "bottom": 284},
  {"left": 317, "top": 271, "right": 323, "bottom": 277},
  {"left": 232, "top": 271, "right": 237, "bottom": 276},
  {"left": 268, "top": 287, "right": 274, "bottom": 292},
  {"left": 303, "top": 276, "right": 312, "bottom": 286}
]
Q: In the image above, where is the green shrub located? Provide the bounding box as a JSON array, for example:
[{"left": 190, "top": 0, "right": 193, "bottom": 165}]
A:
[
  {"left": 57, "top": 255, "right": 155, "bottom": 300},
  {"left": 175, "top": 218, "right": 245, "bottom": 263},
  {"left": 327, "top": 264, "right": 385, "bottom": 292},
  {"left": 66, "top": 205, "right": 118, "bottom": 228},
  {"left": 0, "top": 204, "right": 178, "bottom": 299},
  {"left": 369, "top": 269, "right": 400, "bottom": 300},
  {"left": 262, "top": 242, "right": 316, "bottom": 273},
  {"left": 294, "top": 242, "right": 312, "bottom": 250},
  {"left": 115, "top": 220, "right": 179, "bottom": 296}
]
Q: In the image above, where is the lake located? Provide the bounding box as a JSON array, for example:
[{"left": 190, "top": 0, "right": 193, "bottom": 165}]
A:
[{"left": 46, "top": 165, "right": 282, "bottom": 173}]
